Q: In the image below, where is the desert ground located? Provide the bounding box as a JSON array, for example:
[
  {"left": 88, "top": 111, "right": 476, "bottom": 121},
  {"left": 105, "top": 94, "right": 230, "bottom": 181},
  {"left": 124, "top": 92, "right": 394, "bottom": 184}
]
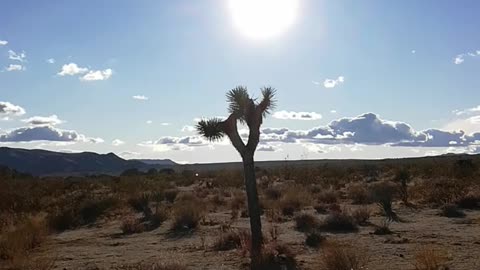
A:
[{"left": 1, "top": 157, "right": 480, "bottom": 270}]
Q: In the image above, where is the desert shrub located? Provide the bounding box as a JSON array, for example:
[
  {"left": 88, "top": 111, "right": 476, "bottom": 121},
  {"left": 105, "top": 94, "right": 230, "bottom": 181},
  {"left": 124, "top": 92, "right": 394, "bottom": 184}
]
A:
[
  {"left": 415, "top": 178, "right": 468, "bottom": 206},
  {"left": 320, "top": 211, "right": 358, "bottom": 233},
  {"left": 455, "top": 192, "right": 480, "bottom": 209},
  {"left": 393, "top": 168, "right": 411, "bottom": 204},
  {"left": 294, "top": 213, "right": 320, "bottom": 233},
  {"left": 213, "top": 230, "right": 244, "bottom": 251},
  {"left": 414, "top": 246, "right": 449, "bottom": 270},
  {"left": 112, "top": 262, "right": 187, "bottom": 270},
  {"left": 164, "top": 189, "right": 179, "bottom": 203},
  {"left": 305, "top": 231, "right": 325, "bottom": 248},
  {"left": 48, "top": 207, "right": 77, "bottom": 231},
  {"left": 351, "top": 207, "right": 371, "bottom": 226},
  {"left": 211, "top": 193, "right": 226, "bottom": 206},
  {"left": 317, "top": 187, "right": 338, "bottom": 204},
  {"left": 148, "top": 207, "right": 169, "bottom": 229},
  {"left": 120, "top": 217, "right": 145, "bottom": 234},
  {"left": 314, "top": 203, "right": 328, "bottom": 214},
  {"left": 80, "top": 197, "right": 119, "bottom": 224},
  {"left": 253, "top": 243, "right": 297, "bottom": 270},
  {"left": 264, "top": 186, "right": 282, "bottom": 200},
  {"left": 373, "top": 219, "right": 392, "bottom": 235},
  {"left": 347, "top": 183, "right": 370, "bottom": 204},
  {"left": 127, "top": 193, "right": 151, "bottom": 213},
  {"left": 369, "top": 181, "right": 399, "bottom": 222},
  {"left": 277, "top": 186, "right": 311, "bottom": 216},
  {"left": 439, "top": 204, "right": 465, "bottom": 218},
  {"left": 170, "top": 201, "right": 204, "bottom": 233},
  {"left": 0, "top": 215, "right": 48, "bottom": 260},
  {"left": 320, "top": 241, "right": 368, "bottom": 270}
]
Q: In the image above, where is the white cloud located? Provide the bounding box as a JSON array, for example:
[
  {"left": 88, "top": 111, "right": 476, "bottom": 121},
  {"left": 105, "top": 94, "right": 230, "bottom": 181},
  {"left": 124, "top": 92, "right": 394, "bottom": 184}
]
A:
[
  {"left": 411, "top": 50, "right": 416, "bottom": 54},
  {"left": 112, "top": 139, "right": 125, "bottom": 146},
  {"left": 312, "top": 80, "right": 321, "bottom": 85},
  {"left": 80, "top": 69, "right": 112, "bottom": 81},
  {"left": 323, "top": 76, "right": 345, "bottom": 88},
  {"left": 8, "top": 50, "right": 26, "bottom": 62},
  {"left": 160, "top": 123, "right": 171, "bottom": 126},
  {"left": 257, "top": 144, "right": 280, "bottom": 152},
  {"left": 139, "top": 136, "right": 209, "bottom": 152},
  {"left": 22, "top": 115, "right": 64, "bottom": 126},
  {"left": 58, "top": 63, "right": 88, "bottom": 76},
  {"left": 146, "top": 120, "right": 153, "bottom": 124},
  {"left": 0, "top": 102, "right": 26, "bottom": 117},
  {"left": 119, "top": 151, "right": 140, "bottom": 158},
  {"left": 5, "top": 64, "right": 24, "bottom": 72},
  {"left": 182, "top": 125, "right": 196, "bottom": 132},
  {"left": 454, "top": 55, "right": 465, "bottom": 64},
  {"left": 133, "top": 95, "right": 149, "bottom": 101},
  {"left": 0, "top": 40, "right": 7, "bottom": 46},
  {"left": 330, "top": 110, "right": 337, "bottom": 114},
  {"left": 454, "top": 50, "right": 480, "bottom": 64},
  {"left": 273, "top": 110, "right": 322, "bottom": 120},
  {"left": 46, "top": 58, "right": 55, "bottom": 64},
  {"left": 0, "top": 125, "right": 102, "bottom": 143}
]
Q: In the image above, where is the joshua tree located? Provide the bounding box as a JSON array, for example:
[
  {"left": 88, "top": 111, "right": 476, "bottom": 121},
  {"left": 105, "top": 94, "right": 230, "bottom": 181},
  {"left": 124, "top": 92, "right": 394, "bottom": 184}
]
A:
[{"left": 196, "top": 86, "right": 276, "bottom": 268}]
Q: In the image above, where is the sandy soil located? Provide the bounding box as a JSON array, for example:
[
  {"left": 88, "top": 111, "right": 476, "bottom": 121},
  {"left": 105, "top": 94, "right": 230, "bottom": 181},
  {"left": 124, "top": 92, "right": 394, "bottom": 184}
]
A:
[{"left": 31, "top": 203, "right": 480, "bottom": 270}]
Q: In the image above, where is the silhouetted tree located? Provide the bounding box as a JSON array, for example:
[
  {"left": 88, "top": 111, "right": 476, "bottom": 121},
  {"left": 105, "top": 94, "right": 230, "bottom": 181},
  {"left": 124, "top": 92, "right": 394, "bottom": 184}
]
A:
[{"left": 196, "top": 86, "right": 276, "bottom": 268}]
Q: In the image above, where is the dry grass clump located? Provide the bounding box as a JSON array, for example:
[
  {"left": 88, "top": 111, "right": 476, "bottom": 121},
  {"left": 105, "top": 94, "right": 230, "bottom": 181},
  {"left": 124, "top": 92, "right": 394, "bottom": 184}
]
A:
[
  {"left": 414, "top": 246, "right": 449, "bottom": 270},
  {"left": 314, "top": 204, "right": 328, "bottom": 214},
  {"left": 277, "top": 186, "right": 312, "bottom": 216},
  {"left": 49, "top": 196, "right": 119, "bottom": 231},
  {"left": 0, "top": 215, "right": 48, "bottom": 260},
  {"left": 320, "top": 211, "right": 358, "bottom": 233},
  {"left": 120, "top": 216, "right": 145, "bottom": 234},
  {"left": 213, "top": 230, "right": 248, "bottom": 251},
  {"left": 320, "top": 241, "right": 368, "bottom": 270},
  {"left": 170, "top": 201, "right": 204, "bottom": 233},
  {"left": 317, "top": 187, "right": 338, "bottom": 204},
  {"left": 294, "top": 213, "right": 320, "bottom": 233},
  {"left": 264, "top": 186, "right": 282, "bottom": 200},
  {"left": 373, "top": 219, "right": 393, "bottom": 235},
  {"left": 414, "top": 178, "right": 467, "bottom": 206},
  {"left": 351, "top": 206, "right": 371, "bottom": 226},
  {"left": 305, "top": 231, "right": 325, "bottom": 248},
  {"left": 347, "top": 183, "right": 370, "bottom": 204},
  {"left": 164, "top": 189, "right": 179, "bottom": 203},
  {"left": 439, "top": 204, "right": 465, "bottom": 218},
  {"left": 253, "top": 243, "right": 298, "bottom": 270},
  {"left": 455, "top": 191, "right": 480, "bottom": 209},
  {"left": 112, "top": 262, "right": 187, "bottom": 270}
]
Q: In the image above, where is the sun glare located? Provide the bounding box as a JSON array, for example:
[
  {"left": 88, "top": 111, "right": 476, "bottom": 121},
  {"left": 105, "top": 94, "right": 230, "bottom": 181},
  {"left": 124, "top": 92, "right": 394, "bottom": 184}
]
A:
[{"left": 228, "top": 0, "right": 299, "bottom": 40}]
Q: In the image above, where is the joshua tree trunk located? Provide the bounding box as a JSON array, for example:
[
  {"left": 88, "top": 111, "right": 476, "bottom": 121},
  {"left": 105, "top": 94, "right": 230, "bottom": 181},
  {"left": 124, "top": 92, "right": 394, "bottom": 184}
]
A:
[
  {"left": 242, "top": 153, "right": 263, "bottom": 266},
  {"left": 196, "top": 86, "right": 276, "bottom": 270}
]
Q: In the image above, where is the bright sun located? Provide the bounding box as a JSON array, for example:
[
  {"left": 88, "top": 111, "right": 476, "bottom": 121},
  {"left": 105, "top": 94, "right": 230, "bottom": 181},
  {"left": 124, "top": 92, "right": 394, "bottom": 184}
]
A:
[{"left": 228, "top": 0, "right": 299, "bottom": 40}]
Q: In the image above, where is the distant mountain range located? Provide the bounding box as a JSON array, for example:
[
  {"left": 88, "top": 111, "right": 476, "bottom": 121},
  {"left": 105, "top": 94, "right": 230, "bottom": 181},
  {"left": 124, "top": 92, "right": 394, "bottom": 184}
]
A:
[
  {"left": 0, "top": 146, "right": 476, "bottom": 177},
  {"left": 0, "top": 147, "right": 176, "bottom": 176}
]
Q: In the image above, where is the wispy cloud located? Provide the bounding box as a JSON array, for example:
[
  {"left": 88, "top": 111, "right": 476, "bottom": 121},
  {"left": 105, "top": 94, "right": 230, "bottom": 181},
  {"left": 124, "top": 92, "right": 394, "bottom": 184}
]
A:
[
  {"left": 133, "top": 95, "right": 149, "bottom": 101},
  {"left": 182, "top": 125, "right": 196, "bottom": 132},
  {"left": 323, "top": 76, "right": 345, "bottom": 88},
  {"left": 146, "top": 120, "right": 153, "bottom": 124},
  {"left": 5, "top": 64, "right": 24, "bottom": 72},
  {"left": 454, "top": 50, "right": 480, "bottom": 64},
  {"left": 80, "top": 69, "right": 112, "bottom": 81},
  {"left": 273, "top": 110, "right": 322, "bottom": 120},
  {"left": 22, "top": 115, "right": 64, "bottom": 126},
  {"left": 8, "top": 50, "right": 26, "bottom": 62},
  {"left": 0, "top": 40, "right": 7, "bottom": 46},
  {"left": 58, "top": 63, "right": 88, "bottom": 76},
  {"left": 46, "top": 58, "right": 55, "bottom": 64},
  {"left": 112, "top": 139, "right": 125, "bottom": 146},
  {"left": 160, "top": 122, "right": 171, "bottom": 126}
]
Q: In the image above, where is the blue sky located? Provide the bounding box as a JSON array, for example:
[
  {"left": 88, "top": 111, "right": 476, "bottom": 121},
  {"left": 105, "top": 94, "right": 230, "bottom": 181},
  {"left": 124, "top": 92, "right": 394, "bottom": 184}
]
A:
[{"left": 1, "top": 0, "right": 480, "bottom": 163}]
